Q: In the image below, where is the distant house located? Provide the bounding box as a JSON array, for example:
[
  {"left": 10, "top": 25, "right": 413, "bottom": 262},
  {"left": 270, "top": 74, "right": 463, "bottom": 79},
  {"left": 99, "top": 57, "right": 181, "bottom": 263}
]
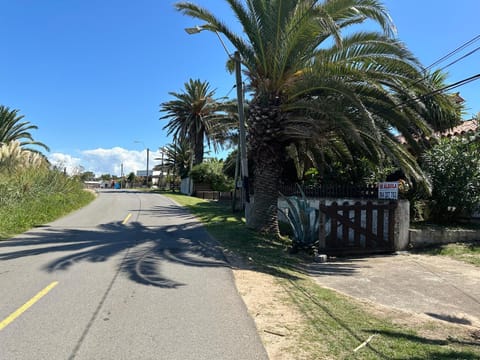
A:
[
  {"left": 437, "top": 118, "right": 478, "bottom": 138},
  {"left": 84, "top": 180, "right": 101, "bottom": 189},
  {"left": 396, "top": 118, "right": 478, "bottom": 145},
  {"left": 136, "top": 170, "right": 154, "bottom": 177}
]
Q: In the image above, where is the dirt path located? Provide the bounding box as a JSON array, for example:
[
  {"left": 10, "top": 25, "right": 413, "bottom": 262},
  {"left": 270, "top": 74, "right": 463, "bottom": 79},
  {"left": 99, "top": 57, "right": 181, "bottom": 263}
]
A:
[{"left": 232, "top": 253, "right": 480, "bottom": 359}]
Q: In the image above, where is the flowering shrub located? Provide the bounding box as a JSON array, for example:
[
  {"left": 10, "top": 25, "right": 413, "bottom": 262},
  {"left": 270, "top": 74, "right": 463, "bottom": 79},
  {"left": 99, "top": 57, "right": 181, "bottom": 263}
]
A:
[{"left": 422, "top": 135, "right": 480, "bottom": 222}]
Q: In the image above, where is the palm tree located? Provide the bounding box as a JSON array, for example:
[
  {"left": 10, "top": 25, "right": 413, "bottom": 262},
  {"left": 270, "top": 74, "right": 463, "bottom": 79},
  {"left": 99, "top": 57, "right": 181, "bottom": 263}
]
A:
[
  {"left": 176, "top": 0, "right": 458, "bottom": 234},
  {"left": 160, "top": 79, "right": 232, "bottom": 166},
  {"left": 0, "top": 105, "right": 49, "bottom": 152},
  {"left": 157, "top": 138, "right": 193, "bottom": 179}
]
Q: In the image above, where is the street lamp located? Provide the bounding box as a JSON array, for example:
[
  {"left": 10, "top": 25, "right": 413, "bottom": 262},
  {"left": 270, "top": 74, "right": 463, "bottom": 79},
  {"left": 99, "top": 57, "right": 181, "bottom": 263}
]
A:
[
  {"left": 134, "top": 141, "right": 150, "bottom": 187},
  {"left": 185, "top": 26, "right": 250, "bottom": 208},
  {"left": 157, "top": 146, "right": 167, "bottom": 189}
]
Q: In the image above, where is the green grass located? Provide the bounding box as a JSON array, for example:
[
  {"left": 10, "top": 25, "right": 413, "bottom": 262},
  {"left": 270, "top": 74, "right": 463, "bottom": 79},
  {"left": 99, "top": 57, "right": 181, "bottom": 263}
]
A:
[
  {"left": 415, "top": 242, "right": 480, "bottom": 267},
  {"left": 0, "top": 168, "right": 95, "bottom": 240},
  {"left": 166, "top": 193, "right": 480, "bottom": 360}
]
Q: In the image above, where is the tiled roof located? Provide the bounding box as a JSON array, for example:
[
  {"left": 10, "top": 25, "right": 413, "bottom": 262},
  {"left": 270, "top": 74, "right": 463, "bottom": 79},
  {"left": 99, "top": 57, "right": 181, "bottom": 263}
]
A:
[
  {"left": 437, "top": 119, "right": 478, "bottom": 137},
  {"left": 396, "top": 118, "right": 478, "bottom": 144}
]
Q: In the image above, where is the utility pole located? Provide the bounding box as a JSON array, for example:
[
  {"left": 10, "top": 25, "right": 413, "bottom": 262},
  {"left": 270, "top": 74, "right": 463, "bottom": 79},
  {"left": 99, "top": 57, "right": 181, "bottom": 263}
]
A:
[
  {"left": 146, "top": 148, "right": 150, "bottom": 188},
  {"left": 185, "top": 27, "right": 250, "bottom": 218},
  {"left": 234, "top": 51, "right": 250, "bottom": 208},
  {"left": 121, "top": 163, "right": 124, "bottom": 188}
]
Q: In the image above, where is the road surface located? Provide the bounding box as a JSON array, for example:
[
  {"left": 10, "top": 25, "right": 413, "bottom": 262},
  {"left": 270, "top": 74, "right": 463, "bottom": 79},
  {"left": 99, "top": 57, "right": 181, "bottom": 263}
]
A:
[{"left": 0, "top": 190, "right": 268, "bottom": 359}]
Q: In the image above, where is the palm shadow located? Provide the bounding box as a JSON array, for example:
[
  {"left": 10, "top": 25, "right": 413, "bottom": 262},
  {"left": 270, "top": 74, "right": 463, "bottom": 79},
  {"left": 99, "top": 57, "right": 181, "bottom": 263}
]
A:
[
  {"left": 364, "top": 329, "right": 480, "bottom": 359},
  {"left": 0, "top": 219, "right": 227, "bottom": 289}
]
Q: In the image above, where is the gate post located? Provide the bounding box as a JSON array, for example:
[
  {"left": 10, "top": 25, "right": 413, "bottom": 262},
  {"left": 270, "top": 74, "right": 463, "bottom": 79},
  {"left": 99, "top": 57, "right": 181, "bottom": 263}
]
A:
[{"left": 394, "top": 200, "right": 410, "bottom": 250}]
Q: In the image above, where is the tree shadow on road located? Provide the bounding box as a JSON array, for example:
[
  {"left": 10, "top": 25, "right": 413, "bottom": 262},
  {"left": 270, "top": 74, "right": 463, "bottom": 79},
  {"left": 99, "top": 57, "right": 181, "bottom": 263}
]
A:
[{"left": 0, "top": 219, "right": 227, "bottom": 289}]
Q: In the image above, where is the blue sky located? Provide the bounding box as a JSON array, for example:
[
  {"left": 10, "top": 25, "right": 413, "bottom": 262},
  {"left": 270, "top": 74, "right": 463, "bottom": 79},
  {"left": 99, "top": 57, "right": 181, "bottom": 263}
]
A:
[{"left": 1, "top": 0, "right": 479, "bottom": 176}]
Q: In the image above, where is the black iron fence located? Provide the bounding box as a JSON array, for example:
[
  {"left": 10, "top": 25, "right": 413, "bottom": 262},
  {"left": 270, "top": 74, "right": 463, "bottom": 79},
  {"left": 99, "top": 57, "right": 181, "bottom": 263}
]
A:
[{"left": 278, "top": 183, "right": 378, "bottom": 199}]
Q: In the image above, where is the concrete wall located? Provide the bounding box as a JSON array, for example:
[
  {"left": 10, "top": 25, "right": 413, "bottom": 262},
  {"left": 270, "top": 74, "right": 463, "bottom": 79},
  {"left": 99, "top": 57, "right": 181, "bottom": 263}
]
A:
[
  {"left": 409, "top": 227, "right": 480, "bottom": 248},
  {"left": 180, "top": 177, "right": 193, "bottom": 196}
]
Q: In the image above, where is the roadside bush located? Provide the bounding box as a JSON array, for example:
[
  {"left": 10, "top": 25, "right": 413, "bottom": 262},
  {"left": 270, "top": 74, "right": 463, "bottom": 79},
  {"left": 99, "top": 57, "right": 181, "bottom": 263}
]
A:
[
  {"left": 190, "top": 159, "right": 234, "bottom": 192},
  {"left": 0, "top": 167, "right": 94, "bottom": 238},
  {"left": 422, "top": 136, "right": 480, "bottom": 222}
]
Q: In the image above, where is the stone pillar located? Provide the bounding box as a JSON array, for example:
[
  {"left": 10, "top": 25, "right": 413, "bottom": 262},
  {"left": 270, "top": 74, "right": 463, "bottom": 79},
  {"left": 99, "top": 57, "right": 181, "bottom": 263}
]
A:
[{"left": 394, "top": 200, "right": 410, "bottom": 251}]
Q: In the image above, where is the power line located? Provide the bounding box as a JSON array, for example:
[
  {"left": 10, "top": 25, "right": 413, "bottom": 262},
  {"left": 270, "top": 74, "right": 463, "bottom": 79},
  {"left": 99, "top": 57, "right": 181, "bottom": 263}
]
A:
[
  {"left": 406, "top": 36, "right": 480, "bottom": 90},
  {"left": 437, "top": 45, "right": 480, "bottom": 73},
  {"left": 223, "top": 85, "right": 236, "bottom": 99},
  {"left": 421, "top": 73, "right": 480, "bottom": 98},
  {"left": 424, "top": 34, "right": 480, "bottom": 72},
  {"left": 393, "top": 73, "right": 480, "bottom": 111}
]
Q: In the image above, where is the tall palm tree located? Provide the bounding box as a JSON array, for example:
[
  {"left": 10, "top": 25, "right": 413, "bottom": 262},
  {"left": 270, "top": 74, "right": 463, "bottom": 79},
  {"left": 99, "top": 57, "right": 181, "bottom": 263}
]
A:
[
  {"left": 0, "top": 105, "right": 49, "bottom": 152},
  {"left": 154, "top": 139, "right": 192, "bottom": 179},
  {"left": 160, "top": 78, "right": 232, "bottom": 166},
  {"left": 176, "top": 0, "right": 458, "bottom": 234}
]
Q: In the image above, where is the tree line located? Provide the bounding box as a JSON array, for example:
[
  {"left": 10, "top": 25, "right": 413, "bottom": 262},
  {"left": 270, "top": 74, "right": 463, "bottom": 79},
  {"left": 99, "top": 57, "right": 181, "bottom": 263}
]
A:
[{"left": 159, "top": 0, "right": 477, "bottom": 234}]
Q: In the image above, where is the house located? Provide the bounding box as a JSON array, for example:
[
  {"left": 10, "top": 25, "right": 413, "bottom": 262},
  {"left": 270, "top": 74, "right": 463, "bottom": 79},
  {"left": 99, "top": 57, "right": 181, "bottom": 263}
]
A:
[
  {"left": 396, "top": 118, "right": 478, "bottom": 144},
  {"left": 437, "top": 118, "right": 478, "bottom": 138}
]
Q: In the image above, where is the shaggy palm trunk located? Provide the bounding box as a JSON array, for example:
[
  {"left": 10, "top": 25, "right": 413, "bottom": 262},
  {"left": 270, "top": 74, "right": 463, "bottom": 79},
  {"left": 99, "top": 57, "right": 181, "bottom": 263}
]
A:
[
  {"left": 192, "top": 128, "right": 204, "bottom": 166},
  {"left": 247, "top": 102, "right": 284, "bottom": 235}
]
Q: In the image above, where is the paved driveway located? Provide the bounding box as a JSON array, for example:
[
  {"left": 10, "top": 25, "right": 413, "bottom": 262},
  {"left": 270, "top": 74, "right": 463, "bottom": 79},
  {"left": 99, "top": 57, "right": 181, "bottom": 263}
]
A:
[{"left": 308, "top": 253, "right": 480, "bottom": 327}]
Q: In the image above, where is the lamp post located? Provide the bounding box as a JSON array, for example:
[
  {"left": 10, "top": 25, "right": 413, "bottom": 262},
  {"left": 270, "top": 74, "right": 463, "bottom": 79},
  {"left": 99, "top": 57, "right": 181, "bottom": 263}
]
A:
[
  {"left": 134, "top": 141, "right": 150, "bottom": 188},
  {"left": 185, "top": 26, "right": 250, "bottom": 209},
  {"left": 158, "top": 146, "right": 166, "bottom": 189},
  {"left": 172, "top": 136, "right": 177, "bottom": 192}
]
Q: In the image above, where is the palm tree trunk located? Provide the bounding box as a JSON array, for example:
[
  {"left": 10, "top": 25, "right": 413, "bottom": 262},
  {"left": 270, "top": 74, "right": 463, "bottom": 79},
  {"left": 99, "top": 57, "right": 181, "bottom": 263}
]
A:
[
  {"left": 194, "top": 129, "right": 204, "bottom": 165},
  {"left": 248, "top": 146, "right": 282, "bottom": 235},
  {"left": 247, "top": 102, "right": 284, "bottom": 235}
]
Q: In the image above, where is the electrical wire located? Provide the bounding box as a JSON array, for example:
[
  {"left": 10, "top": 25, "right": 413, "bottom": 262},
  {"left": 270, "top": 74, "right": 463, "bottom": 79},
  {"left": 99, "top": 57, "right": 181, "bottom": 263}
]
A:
[
  {"left": 406, "top": 35, "right": 480, "bottom": 90},
  {"left": 424, "top": 34, "right": 480, "bottom": 72},
  {"left": 437, "top": 45, "right": 480, "bottom": 74},
  {"left": 392, "top": 73, "right": 480, "bottom": 111},
  {"left": 223, "top": 85, "right": 236, "bottom": 99}
]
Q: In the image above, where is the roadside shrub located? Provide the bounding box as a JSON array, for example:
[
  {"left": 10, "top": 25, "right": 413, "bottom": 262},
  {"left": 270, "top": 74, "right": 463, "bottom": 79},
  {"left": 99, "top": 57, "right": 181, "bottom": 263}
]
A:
[
  {"left": 422, "top": 136, "right": 480, "bottom": 222},
  {"left": 190, "top": 159, "right": 234, "bottom": 192},
  {"left": 0, "top": 166, "right": 94, "bottom": 238}
]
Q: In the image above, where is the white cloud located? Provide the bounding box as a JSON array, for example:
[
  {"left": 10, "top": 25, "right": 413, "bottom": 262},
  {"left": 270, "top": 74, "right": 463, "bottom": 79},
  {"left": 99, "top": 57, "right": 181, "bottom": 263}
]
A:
[
  {"left": 48, "top": 153, "right": 83, "bottom": 175},
  {"left": 49, "top": 147, "right": 160, "bottom": 177}
]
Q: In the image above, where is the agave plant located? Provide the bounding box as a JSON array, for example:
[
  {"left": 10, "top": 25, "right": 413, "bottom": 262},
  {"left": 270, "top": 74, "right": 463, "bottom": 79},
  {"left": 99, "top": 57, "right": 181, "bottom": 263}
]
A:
[{"left": 278, "top": 185, "right": 319, "bottom": 253}]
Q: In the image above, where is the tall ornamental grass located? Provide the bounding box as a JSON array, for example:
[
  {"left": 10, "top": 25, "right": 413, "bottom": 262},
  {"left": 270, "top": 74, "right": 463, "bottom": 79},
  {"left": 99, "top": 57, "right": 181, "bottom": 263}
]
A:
[{"left": 0, "top": 167, "right": 95, "bottom": 239}]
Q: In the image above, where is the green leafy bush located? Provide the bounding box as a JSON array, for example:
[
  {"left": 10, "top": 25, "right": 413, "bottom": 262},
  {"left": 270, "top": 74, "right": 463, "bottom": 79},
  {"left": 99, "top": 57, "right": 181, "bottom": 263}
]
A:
[
  {"left": 190, "top": 159, "right": 234, "bottom": 192},
  {"left": 422, "top": 136, "right": 480, "bottom": 222}
]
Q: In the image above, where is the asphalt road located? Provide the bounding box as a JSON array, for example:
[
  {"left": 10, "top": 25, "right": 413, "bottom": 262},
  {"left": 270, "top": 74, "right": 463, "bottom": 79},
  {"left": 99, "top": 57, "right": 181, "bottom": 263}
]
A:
[{"left": 0, "top": 190, "right": 268, "bottom": 360}]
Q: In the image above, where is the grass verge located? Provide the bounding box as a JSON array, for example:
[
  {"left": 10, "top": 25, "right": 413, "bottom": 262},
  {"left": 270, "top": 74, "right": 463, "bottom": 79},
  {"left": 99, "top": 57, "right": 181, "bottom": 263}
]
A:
[
  {"left": 0, "top": 169, "right": 95, "bottom": 240},
  {"left": 414, "top": 242, "right": 480, "bottom": 267},
  {"left": 166, "top": 193, "right": 480, "bottom": 360}
]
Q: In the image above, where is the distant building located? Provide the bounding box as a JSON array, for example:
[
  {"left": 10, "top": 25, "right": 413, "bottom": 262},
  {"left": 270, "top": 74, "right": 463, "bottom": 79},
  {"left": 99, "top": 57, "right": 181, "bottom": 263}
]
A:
[
  {"left": 84, "top": 180, "right": 101, "bottom": 189},
  {"left": 396, "top": 118, "right": 478, "bottom": 145},
  {"left": 136, "top": 170, "right": 154, "bottom": 177},
  {"left": 436, "top": 118, "right": 478, "bottom": 138}
]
